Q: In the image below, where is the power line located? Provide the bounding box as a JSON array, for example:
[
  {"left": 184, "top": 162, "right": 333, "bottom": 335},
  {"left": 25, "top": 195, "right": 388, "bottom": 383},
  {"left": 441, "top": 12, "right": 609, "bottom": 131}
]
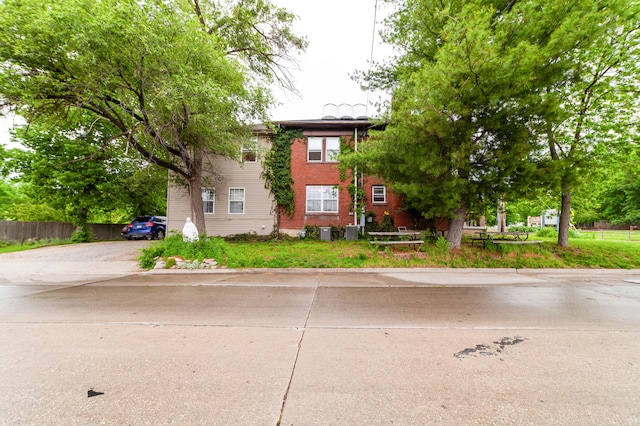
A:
[{"left": 366, "top": 0, "right": 379, "bottom": 116}]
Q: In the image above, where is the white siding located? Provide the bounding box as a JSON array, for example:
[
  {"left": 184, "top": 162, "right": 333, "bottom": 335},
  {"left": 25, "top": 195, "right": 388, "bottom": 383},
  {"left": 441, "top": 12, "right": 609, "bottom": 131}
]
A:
[{"left": 166, "top": 136, "right": 276, "bottom": 237}]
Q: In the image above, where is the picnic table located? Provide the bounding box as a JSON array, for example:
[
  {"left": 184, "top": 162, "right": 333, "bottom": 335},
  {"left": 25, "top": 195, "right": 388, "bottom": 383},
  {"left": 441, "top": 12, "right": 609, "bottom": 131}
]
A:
[
  {"left": 471, "top": 231, "right": 541, "bottom": 246},
  {"left": 368, "top": 231, "right": 424, "bottom": 250}
]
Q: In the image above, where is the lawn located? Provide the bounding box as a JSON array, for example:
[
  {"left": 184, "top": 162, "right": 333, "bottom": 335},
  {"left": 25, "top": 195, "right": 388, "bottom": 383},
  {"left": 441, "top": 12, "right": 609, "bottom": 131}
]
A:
[{"left": 138, "top": 234, "right": 640, "bottom": 270}]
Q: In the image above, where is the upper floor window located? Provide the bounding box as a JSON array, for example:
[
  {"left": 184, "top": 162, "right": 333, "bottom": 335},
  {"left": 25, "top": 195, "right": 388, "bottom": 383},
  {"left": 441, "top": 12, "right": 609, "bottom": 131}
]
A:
[
  {"left": 229, "top": 188, "right": 245, "bottom": 214},
  {"left": 306, "top": 185, "right": 338, "bottom": 213},
  {"left": 307, "top": 137, "right": 323, "bottom": 162},
  {"left": 202, "top": 188, "right": 215, "bottom": 214},
  {"left": 242, "top": 139, "right": 257, "bottom": 163},
  {"left": 326, "top": 137, "right": 340, "bottom": 162},
  {"left": 372, "top": 185, "right": 386, "bottom": 203},
  {"left": 307, "top": 137, "right": 340, "bottom": 162}
]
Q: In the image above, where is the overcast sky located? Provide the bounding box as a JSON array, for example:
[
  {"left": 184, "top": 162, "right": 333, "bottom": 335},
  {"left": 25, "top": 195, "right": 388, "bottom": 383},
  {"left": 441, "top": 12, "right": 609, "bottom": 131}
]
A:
[
  {"left": 269, "top": 0, "right": 395, "bottom": 120},
  {"left": 0, "top": 0, "right": 394, "bottom": 147}
]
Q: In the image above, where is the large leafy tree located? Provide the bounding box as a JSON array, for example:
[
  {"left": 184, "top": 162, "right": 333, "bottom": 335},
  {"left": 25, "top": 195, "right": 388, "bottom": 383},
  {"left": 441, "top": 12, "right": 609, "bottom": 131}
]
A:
[
  {"left": 353, "top": 0, "right": 560, "bottom": 248},
  {"left": 356, "top": 0, "right": 638, "bottom": 248},
  {"left": 2, "top": 113, "right": 167, "bottom": 237},
  {"left": 536, "top": 1, "right": 640, "bottom": 245},
  {"left": 597, "top": 144, "right": 640, "bottom": 225},
  {"left": 0, "top": 0, "right": 305, "bottom": 234}
]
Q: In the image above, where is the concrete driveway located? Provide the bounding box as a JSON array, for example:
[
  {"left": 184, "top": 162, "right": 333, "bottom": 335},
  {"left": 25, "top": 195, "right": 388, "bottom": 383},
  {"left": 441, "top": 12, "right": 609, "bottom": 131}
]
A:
[
  {"left": 0, "top": 240, "right": 149, "bottom": 286},
  {"left": 1, "top": 243, "right": 640, "bottom": 425}
]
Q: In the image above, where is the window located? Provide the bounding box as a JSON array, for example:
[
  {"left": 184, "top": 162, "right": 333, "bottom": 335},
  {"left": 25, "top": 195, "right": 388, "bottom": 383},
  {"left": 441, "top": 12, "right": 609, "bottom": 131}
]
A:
[
  {"left": 372, "top": 185, "right": 386, "bottom": 203},
  {"left": 202, "top": 188, "right": 215, "bottom": 214},
  {"left": 229, "top": 188, "right": 245, "bottom": 214},
  {"left": 306, "top": 185, "right": 338, "bottom": 213},
  {"left": 242, "top": 139, "right": 257, "bottom": 163},
  {"left": 307, "top": 137, "right": 322, "bottom": 161},
  {"left": 307, "top": 137, "right": 340, "bottom": 162},
  {"left": 325, "top": 137, "right": 340, "bottom": 162}
]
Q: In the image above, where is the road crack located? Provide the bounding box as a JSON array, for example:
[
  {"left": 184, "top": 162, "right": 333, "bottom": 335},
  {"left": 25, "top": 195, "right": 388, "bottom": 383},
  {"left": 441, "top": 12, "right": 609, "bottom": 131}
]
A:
[{"left": 277, "top": 282, "right": 319, "bottom": 425}]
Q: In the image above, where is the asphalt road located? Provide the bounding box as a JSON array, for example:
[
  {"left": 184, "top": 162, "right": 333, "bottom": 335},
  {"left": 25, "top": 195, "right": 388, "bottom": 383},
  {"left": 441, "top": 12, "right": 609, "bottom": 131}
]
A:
[{"left": 1, "top": 242, "right": 640, "bottom": 425}]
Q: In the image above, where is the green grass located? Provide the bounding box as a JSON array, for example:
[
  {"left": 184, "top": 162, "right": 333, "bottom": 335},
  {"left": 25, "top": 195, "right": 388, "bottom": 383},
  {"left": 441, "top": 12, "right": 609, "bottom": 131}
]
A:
[
  {"left": 138, "top": 234, "right": 640, "bottom": 270},
  {"left": 1, "top": 233, "right": 638, "bottom": 269},
  {"left": 577, "top": 230, "right": 640, "bottom": 242},
  {"left": 0, "top": 238, "right": 72, "bottom": 254}
]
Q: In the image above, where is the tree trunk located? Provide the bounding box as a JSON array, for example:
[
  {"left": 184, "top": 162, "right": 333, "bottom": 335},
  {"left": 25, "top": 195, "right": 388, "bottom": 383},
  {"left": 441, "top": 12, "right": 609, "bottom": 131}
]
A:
[
  {"left": 557, "top": 185, "right": 571, "bottom": 247},
  {"left": 446, "top": 204, "right": 467, "bottom": 249},
  {"left": 187, "top": 148, "right": 206, "bottom": 235},
  {"left": 73, "top": 207, "right": 90, "bottom": 241}
]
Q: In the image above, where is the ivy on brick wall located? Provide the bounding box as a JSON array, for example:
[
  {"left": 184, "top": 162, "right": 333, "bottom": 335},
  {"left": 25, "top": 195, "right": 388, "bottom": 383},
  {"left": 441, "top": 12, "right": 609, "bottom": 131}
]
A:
[
  {"left": 262, "top": 127, "right": 303, "bottom": 217},
  {"left": 338, "top": 136, "right": 367, "bottom": 215}
]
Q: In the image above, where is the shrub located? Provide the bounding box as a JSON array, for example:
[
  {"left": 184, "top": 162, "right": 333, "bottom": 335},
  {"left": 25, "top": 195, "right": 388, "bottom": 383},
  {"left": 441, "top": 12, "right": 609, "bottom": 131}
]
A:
[
  {"left": 535, "top": 227, "right": 558, "bottom": 238},
  {"left": 568, "top": 228, "right": 581, "bottom": 238},
  {"left": 303, "top": 225, "right": 320, "bottom": 240},
  {"left": 508, "top": 225, "right": 538, "bottom": 233},
  {"left": 534, "top": 227, "right": 581, "bottom": 239},
  {"left": 71, "top": 227, "right": 94, "bottom": 243},
  {"left": 435, "top": 236, "right": 449, "bottom": 253},
  {"left": 224, "top": 233, "right": 272, "bottom": 242},
  {"left": 138, "top": 235, "right": 230, "bottom": 269}
]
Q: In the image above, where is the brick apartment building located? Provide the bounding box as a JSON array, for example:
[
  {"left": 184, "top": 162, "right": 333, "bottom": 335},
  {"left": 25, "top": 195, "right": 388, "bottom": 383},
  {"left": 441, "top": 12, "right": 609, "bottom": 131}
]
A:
[
  {"left": 166, "top": 113, "right": 429, "bottom": 237},
  {"left": 275, "top": 118, "right": 414, "bottom": 236}
]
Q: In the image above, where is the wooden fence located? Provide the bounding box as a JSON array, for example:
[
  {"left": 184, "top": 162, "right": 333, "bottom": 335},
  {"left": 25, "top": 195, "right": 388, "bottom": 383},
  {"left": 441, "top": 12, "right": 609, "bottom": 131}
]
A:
[
  {"left": 0, "top": 221, "right": 125, "bottom": 242},
  {"left": 579, "top": 229, "right": 640, "bottom": 242}
]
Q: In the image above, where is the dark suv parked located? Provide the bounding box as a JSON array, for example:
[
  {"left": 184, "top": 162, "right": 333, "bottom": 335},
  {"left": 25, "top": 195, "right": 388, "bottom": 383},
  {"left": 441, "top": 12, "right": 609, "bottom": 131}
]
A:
[{"left": 121, "top": 216, "right": 167, "bottom": 240}]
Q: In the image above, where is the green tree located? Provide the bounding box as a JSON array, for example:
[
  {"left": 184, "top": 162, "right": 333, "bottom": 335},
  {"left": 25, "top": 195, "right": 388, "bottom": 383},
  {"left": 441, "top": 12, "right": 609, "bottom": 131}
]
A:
[
  {"left": 597, "top": 145, "right": 640, "bottom": 225},
  {"left": 356, "top": 0, "right": 639, "bottom": 248},
  {"left": 0, "top": 0, "right": 305, "bottom": 234},
  {"left": 2, "top": 113, "right": 167, "bottom": 239},
  {"left": 536, "top": 1, "right": 640, "bottom": 245},
  {"left": 0, "top": 178, "right": 21, "bottom": 219},
  {"left": 353, "top": 0, "right": 569, "bottom": 248}
]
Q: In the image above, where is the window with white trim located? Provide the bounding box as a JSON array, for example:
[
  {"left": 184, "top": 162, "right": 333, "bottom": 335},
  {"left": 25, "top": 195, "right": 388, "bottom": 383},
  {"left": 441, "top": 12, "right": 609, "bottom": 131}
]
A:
[
  {"left": 202, "top": 188, "right": 215, "bottom": 214},
  {"left": 307, "top": 137, "right": 340, "bottom": 162},
  {"left": 372, "top": 185, "right": 386, "bottom": 203},
  {"left": 307, "top": 137, "right": 322, "bottom": 162},
  {"left": 306, "top": 185, "right": 338, "bottom": 213},
  {"left": 242, "top": 139, "right": 257, "bottom": 163},
  {"left": 325, "top": 137, "right": 340, "bottom": 162},
  {"left": 229, "top": 188, "right": 245, "bottom": 214}
]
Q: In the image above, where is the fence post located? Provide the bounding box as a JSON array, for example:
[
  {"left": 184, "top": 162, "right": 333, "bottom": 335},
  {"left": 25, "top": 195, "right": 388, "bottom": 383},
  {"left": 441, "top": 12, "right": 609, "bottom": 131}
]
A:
[{"left": 600, "top": 229, "right": 604, "bottom": 240}]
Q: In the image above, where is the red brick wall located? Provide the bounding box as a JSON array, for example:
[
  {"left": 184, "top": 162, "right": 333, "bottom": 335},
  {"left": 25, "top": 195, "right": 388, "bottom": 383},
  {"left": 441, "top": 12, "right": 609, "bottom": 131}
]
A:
[
  {"left": 279, "top": 135, "right": 416, "bottom": 231},
  {"left": 361, "top": 177, "right": 414, "bottom": 229}
]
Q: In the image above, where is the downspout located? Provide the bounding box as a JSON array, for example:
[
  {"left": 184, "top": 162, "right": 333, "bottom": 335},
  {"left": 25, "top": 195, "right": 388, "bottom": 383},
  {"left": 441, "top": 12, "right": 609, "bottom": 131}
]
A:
[{"left": 354, "top": 127, "right": 358, "bottom": 226}]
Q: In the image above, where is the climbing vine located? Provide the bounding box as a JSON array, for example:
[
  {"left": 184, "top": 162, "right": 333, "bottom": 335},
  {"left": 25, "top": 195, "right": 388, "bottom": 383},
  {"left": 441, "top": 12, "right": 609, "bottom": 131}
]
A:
[
  {"left": 262, "top": 126, "right": 303, "bottom": 217},
  {"left": 338, "top": 136, "right": 367, "bottom": 216}
]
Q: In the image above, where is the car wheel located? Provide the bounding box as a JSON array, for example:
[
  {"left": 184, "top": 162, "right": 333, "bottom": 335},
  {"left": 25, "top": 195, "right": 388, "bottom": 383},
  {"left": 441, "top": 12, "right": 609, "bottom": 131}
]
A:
[{"left": 157, "top": 230, "right": 165, "bottom": 240}]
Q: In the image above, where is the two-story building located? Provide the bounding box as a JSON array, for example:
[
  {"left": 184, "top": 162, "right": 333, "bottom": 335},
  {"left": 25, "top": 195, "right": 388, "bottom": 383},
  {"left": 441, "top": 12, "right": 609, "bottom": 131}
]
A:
[
  {"left": 165, "top": 116, "right": 418, "bottom": 237},
  {"left": 165, "top": 130, "right": 276, "bottom": 237},
  {"left": 274, "top": 118, "right": 413, "bottom": 236}
]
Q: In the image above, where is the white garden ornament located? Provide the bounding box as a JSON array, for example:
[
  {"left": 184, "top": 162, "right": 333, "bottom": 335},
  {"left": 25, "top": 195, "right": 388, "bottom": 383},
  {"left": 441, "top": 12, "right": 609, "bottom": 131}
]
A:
[{"left": 182, "top": 217, "right": 199, "bottom": 242}]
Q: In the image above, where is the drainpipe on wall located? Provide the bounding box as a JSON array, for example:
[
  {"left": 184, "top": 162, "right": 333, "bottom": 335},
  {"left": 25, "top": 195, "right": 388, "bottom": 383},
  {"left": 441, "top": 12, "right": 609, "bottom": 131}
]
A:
[{"left": 354, "top": 127, "right": 358, "bottom": 227}]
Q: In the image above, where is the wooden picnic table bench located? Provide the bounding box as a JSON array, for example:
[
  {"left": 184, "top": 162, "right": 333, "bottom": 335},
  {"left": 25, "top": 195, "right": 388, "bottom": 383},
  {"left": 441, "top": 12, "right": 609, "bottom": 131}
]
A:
[
  {"left": 472, "top": 231, "right": 542, "bottom": 246},
  {"left": 368, "top": 231, "right": 424, "bottom": 250}
]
